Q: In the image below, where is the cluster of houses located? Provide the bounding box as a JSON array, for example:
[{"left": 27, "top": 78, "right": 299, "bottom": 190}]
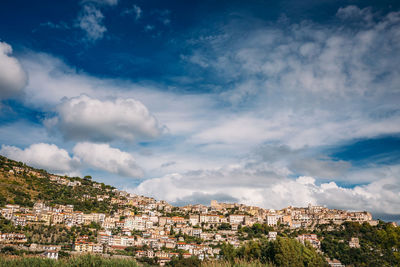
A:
[
  {"left": 0, "top": 189, "right": 376, "bottom": 265},
  {"left": 0, "top": 163, "right": 377, "bottom": 265}
]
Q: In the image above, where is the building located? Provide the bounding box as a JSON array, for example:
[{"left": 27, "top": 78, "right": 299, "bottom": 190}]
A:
[
  {"left": 42, "top": 250, "right": 58, "bottom": 260},
  {"left": 268, "top": 231, "right": 277, "bottom": 241},
  {"left": 327, "top": 259, "right": 345, "bottom": 267},
  {"left": 74, "top": 241, "right": 103, "bottom": 253},
  {"left": 229, "top": 214, "right": 245, "bottom": 224},
  {"left": 297, "top": 234, "right": 321, "bottom": 249},
  {"left": 0, "top": 233, "right": 27, "bottom": 243},
  {"left": 189, "top": 215, "right": 199, "bottom": 226},
  {"left": 266, "top": 215, "right": 278, "bottom": 226},
  {"left": 349, "top": 237, "right": 360, "bottom": 248}
]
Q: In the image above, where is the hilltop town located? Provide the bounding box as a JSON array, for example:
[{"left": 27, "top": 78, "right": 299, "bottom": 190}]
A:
[{"left": 0, "top": 156, "right": 394, "bottom": 266}]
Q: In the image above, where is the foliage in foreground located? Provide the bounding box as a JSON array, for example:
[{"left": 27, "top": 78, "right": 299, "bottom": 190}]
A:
[
  {"left": 203, "top": 259, "right": 275, "bottom": 267},
  {"left": 166, "top": 256, "right": 201, "bottom": 267},
  {"left": 0, "top": 254, "right": 139, "bottom": 267},
  {"left": 220, "top": 237, "right": 327, "bottom": 267}
]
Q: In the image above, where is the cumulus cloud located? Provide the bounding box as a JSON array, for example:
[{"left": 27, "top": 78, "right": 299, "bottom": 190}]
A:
[
  {"left": 5, "top": 4, "right": 400, "bottom": 218},
  {"left": 0, "top": 143, "right": 80, "bottom": 175},
  {"left": 132, "top": 140, "right": 400, "bottom": 217},
  {"left": 45, "top": 95, "right": 163, "bottom": 142},
  {"left": 133, "top": 160, "right": 288, "bottom": 207},
  {"left": 0, "top": 42, "right": 27, "bottom": 99},
  {"left": 73, "top": 142, "right": 143, "bottom": 178},
  {"left": 77, "top": 4, "right": 107, "bottom": 41},
  {"left": 133, "top": 163, "right": 400, "bottom": 216}
]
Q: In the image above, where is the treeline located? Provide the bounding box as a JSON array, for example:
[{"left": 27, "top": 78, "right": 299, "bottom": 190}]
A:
[{"left": 220, "top": 237, "right": 327, "bottom": 267}]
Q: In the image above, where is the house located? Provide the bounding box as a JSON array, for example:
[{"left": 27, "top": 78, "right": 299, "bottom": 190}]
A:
[
  {"left": 327, "top": 259, "right": 345, "bottom": 267},
  {"left": 229, "top": 214, "right": 245, "bottom": 224},
  {"left": 135, "top": 250, "right": 147, "bottom": 257},
  {"left": 93, "top": 183, "right": 102, "bottom": 189},
  {"left": 189, "top": 215, "right": 200, "bottom": 226},
  {"left": 74, "top": 241, "right": 103, "bottom": 253},
  {"left": 177, "top": 242, "right": 190, "bottom": 251},
  {"left": 30, "top": 244, "right": 61, "bottom": 251},
  {"left": 266, "top": 215, "right": 278, "bottom": 226},
  {"left": 172, "top": 216, "right": 185, "bottom": 224},
  {"left": 192, "top": 228, "right": 202, "bottom": 237},
  {"left": 297, "top": 234, "right": 321, "bottom": 249},
  {"left": 182, "top": 253, "right": 192, "bottom": 258},
  {"left": 158, "top": 257, "right": 171, "bottom": 266},
  {"left": 42, "top": 250, "right": 58, "bottom": 260},
  {"left": 155, "top": 251, "right": 169, "bottom": 258},
  {"left": 200, "top": 214, "right": 220, "bottom": 224},
  {"left": 0, "top": 233, "right": 27, "bottom": 243},
  {"left": 268, "top": 231, "right": 277, "bottom": 241},
  {"left": 349, "top": 237, "right": 360, "bottom": 248},
  {"left": 12, "top": 215, "right": 26, "bottom": 226}
]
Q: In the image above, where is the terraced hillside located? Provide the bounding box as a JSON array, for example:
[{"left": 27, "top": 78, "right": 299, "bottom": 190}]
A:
[{"left": 0, "top": 156, "right": 116, "bottom": 213}]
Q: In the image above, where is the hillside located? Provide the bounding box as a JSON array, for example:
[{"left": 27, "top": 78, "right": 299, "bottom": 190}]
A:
[
  {"left": 0, "top": 155, "right": 116, "bottom": 213},
  {"left": 0, "top": 155, "right": 399, "bottom": 267}
]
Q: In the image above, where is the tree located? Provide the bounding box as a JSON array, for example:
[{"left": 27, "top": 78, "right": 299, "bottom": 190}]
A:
[
  {"left": 167, "top": 256, "right": 201, "bottom": 267},
  {"left": 220, "top": 242, "right": 236, "bottom": 263}
]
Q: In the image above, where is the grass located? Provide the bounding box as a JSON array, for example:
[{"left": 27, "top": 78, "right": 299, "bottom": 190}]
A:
[
  {"left": 0, "top": 254, "right": 139, "bottom": 267},
  {"left": 202, "top": 260, "right": 275, "bottom": 267}
]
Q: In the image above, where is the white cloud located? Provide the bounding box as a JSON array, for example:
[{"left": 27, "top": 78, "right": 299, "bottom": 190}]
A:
[
  {"left": 18, "top": 51, "right": 216, "bottom": 145},
  {"left": 6, "top": 5, "right": 400, "bottom": 217},
  {"left": 181, "top": 6, "right": 400, "bottom": 150},
  {"left": 0, "top": 142, "right": 144, "bottom": 178},
  {"left": 123, "top": 5, "right": 142, "bottom": 20},
  {"left": 73, "top": 142, "right": 143, "bottom": 178},
  {"left": 0, "top": 42, "right": 27, "bottom": 99},
  {"left": 336, "top": 5, "right": 374, "bottom": 25},
  {"left": 0, "top": 143, "right": 80, "bottom": 176},
  {"left": 133, "top": 163, "right": 400, "bottom": 216},
  {"left": 20, "top": 53, "right": 113, "bottom": 106},
  {"left": 45, "top": 95, "right": 163, "bottom": 142},
  {"left": 77, "top": 4, "right": 107, "bottom": 41}
]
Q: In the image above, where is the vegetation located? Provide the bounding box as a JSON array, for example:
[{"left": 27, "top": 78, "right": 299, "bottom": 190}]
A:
[
  {"left": 0, "top": 217, "right": 99, "bottom": 245},
  {"left": 0, "top": 254, "right": 139, "bottom": 267},
  {"left": 203, "top": 260, "right": 275, "bottom": 267},
  {"left": 220, "top": 237, "right": 327, "bottom": 267},
  {"left": 0, "top": 156, "right": 116, "bottom": 213},
  {"left": 238, "top": 223, "right": 274, "bottom": 240},
  {"left": 319, "top": 221, "right": 400, "bottom": 266},
  {"left": 167, "top": 256, "right": 201, "bottom": 267}
]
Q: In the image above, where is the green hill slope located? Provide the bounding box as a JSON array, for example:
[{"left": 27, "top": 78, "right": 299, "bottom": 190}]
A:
[{"left": 0, "top": 155, "right": 116, "bottom": 213}]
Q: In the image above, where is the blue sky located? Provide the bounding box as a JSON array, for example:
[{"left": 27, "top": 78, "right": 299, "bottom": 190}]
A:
[{"left": 0, "top": 0, "right": 400, "bottom": 221}]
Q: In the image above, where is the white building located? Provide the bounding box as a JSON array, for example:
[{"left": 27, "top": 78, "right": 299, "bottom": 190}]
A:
[{"left": 266, "top": 215, "right": 278, "bottom": 226}]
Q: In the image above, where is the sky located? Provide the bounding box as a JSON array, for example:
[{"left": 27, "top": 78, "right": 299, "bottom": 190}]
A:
[{"left": 0, "top": 0, "right": 400, "bottom": 222}]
